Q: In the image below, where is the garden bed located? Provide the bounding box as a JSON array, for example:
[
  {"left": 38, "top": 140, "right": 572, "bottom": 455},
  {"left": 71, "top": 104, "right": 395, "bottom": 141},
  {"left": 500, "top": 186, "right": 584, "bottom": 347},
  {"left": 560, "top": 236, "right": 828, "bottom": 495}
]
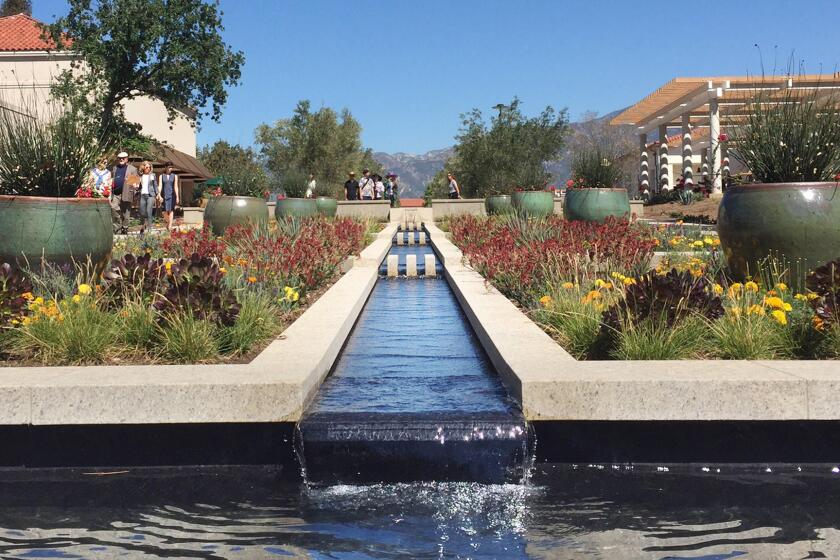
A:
[
  {"left": 447, "top": 214, "right": 840, "bottom": 361},
  {"left": 1, "top": 218, "right": 381, "bottom": 367}
]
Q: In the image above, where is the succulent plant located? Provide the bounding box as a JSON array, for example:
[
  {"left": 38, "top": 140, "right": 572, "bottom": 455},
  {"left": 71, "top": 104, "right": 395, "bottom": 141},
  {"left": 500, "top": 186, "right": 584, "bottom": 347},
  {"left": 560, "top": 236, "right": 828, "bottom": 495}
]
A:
[
  {"left": 153, "top": 254, "right": 240, "bottom": 326},
  {"left": 0, "top": 262, "right": 33, "bottom": 326},
  {"left": 602, "top": 269, "right": 724, "bottom": 332},
  {"left": 102, "top": 253, "right": 168, "bottom": 306},
  {"left": 806, "top": 259, "right": 840, "bottom": 323}
]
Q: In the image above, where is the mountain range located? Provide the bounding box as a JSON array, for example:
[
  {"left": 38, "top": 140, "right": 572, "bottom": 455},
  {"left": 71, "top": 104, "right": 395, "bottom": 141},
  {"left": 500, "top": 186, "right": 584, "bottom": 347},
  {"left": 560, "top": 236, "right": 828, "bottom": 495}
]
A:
[{"left": 373, "top": 110, "right": 635, "bottom": 198}]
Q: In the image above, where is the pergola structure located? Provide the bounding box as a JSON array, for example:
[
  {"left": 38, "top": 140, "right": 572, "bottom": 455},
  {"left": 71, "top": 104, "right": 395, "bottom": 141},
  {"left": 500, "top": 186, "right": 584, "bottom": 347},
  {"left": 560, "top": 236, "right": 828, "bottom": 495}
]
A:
[{"left": 611, "top": 74, "right": 840, "bottom": 194}]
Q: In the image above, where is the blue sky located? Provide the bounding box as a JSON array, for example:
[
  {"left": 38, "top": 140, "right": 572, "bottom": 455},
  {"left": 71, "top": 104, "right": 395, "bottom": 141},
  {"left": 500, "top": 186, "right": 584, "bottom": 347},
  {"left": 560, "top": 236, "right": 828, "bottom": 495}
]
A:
[{"left": 34, "top": 0, "right": 840, "bottom": 154}]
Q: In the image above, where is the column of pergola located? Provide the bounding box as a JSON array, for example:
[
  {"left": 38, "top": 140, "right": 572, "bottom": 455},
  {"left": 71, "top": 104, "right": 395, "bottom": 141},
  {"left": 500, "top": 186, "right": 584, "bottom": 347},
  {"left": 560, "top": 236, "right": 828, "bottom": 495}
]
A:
[{"left": 658, "top": 124, "right": 670, "bottom": 191}]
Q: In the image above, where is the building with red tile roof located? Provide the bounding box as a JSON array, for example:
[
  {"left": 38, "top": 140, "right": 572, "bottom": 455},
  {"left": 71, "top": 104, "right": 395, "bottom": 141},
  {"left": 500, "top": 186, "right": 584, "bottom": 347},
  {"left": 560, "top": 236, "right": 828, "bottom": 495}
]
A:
[{"left": 0, "top": 13, "right": 66, "bottom": 51}]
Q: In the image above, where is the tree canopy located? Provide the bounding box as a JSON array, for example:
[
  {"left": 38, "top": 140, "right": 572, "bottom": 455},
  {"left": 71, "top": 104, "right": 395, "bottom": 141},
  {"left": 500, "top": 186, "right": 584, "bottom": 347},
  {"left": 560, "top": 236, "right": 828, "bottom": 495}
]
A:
[
  {"left": 46, "top": 0, "right": 244, "bottom": 138},
  {"left": 449, "top": 98, "right": 569, "bottom": 197},
  {"left": 0, "top": 0, "right": 32, "bottom": 16},
  {"left": 255, "top": 100, "right": 381, "bottom": 198},
  {"left": 197, "top": 140, "right": 269, "bottom": 198}
]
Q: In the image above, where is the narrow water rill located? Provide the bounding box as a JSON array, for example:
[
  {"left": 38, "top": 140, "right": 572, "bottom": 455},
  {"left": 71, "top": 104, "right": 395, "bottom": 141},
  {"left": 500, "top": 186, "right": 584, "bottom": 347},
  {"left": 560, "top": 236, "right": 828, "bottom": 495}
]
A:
[{"left": 298, "top": 224, "right": 530, "bottom": 484}]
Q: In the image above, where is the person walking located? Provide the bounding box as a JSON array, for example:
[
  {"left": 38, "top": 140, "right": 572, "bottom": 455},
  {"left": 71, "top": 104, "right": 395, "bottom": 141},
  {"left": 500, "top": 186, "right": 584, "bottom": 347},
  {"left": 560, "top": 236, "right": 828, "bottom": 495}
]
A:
[
  {"left": 138, "top": 161, "right": 158, "bottom": 235},
  {"left": 306, "top": 173, "right": 317, "bottom": 198},
  {"left": 447, "top": 172, "right": 461, "bottom": 199},
  {"left": 111, "top": 151, "right": 139, "bottom": 235},
  {"left": 387, "top": 173, "right": 399, "bottom": 207},
  {"left": 358, "top": 169, "right": 375, "bottom": 200},
  {"left": 344, "top": 171, "right": 360, "bottom": 200},
  {"left": 89, "top": 156, "right": 112, "bottom": 196},
  {"left": 157, "top": 161, "right": 180, "bottom": 231},
  {"left": 374, "top": 174, "right": 385, "bottom": 200}
]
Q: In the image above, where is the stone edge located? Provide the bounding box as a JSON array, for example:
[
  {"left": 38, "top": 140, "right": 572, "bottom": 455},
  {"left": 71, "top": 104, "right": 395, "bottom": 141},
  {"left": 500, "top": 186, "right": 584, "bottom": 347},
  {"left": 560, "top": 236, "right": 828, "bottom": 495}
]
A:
[
  {"left": 426, "top": 223, "right": 827, "bottom": 422},
  {"left": 0, "top": 223, "right": 399, "bottom": 426}
]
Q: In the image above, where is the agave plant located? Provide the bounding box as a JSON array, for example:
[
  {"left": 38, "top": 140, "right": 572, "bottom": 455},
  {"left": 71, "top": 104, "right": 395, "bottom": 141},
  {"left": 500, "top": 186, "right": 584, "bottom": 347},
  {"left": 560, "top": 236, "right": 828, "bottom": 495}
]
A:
[
  {"left": 806, "top": 259, "right": 840, "bottom": 323},
  {"left": 154, "top": 254, "right": 240, "bottom": 326},
  {"left": 102, "top": 253, "right": 168, "bottom": 306}
]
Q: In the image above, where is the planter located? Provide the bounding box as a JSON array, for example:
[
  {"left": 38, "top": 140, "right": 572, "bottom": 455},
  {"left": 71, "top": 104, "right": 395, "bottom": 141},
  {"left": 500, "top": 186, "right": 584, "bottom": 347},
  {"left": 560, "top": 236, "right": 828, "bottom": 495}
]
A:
[
  {"left": 718, "top": 182, "right": 840, "bottom": 285},
  {"left": 563, "top": 188, "right": 631, "bottom": 222},
  {"left": 275, "top": 197, "right": 318, "bottom": 219},
  {"left": 204, "top": 195, "right": 268, "bottom": 236},
  {"left": 485, "top": 195, "right": 513, "bottom": 215},
  {"left": 315, "top": 196, "right": 338, "bottom": 217},
  {"left": 0, "top": 195, "right": 113, "bottom": 268},
  {"left": 512, "top": 191, "right": 554, "bottom": 218}
]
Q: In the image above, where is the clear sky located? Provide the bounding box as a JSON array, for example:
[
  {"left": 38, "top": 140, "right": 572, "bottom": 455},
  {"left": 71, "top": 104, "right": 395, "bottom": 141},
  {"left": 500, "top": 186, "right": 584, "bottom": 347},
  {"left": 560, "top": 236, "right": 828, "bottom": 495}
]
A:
[{"left": 33, "top": 0, "right": 840, "bottom": 155}]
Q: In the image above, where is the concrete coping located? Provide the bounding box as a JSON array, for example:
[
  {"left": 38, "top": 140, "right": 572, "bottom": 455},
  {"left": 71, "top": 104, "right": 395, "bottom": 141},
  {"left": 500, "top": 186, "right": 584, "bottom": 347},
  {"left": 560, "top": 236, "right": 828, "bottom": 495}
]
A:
[
  {"left": 0, "top": 223, "right": 398, "bottom": 426},
  {"left": 426, "top": 223, "right": 840, "bottom": 422}
]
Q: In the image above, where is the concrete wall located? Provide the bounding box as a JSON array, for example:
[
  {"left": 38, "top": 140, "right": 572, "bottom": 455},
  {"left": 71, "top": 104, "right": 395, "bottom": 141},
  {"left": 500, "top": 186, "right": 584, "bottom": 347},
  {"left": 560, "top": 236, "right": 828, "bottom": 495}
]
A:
[
  {"left": 431, "top": 199, "right": 486, "bottom": 217},
  {"left": 0, "top": 51, "right": 196, "bottom": 156},
  {"left": 390, "top": 207, "right": 434, "bottom": 224},
  {"left": 336, "top": 200, "right": 391, "bottom": 221}
]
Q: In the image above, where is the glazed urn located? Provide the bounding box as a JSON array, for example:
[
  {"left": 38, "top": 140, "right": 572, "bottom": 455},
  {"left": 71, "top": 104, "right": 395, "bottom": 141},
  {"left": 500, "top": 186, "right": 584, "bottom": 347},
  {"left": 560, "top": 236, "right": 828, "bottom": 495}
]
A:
[
  {"left": 563, "top": 188, "right": 631, "bottom": 222},
  {"left": 315, "top": 196, "right": 338, "bottom": 217},
  {"left": 512, "top": 191, "right": 554, "bottom": 218},
  {"left": 485, "top": 195, "right": 513, "bottom": 215},
  {"left": 275, "top": 197, "right": 318, "bottom": 219},
  {"left": 204, "top": 195, "right": 268, "bottom": 236}
]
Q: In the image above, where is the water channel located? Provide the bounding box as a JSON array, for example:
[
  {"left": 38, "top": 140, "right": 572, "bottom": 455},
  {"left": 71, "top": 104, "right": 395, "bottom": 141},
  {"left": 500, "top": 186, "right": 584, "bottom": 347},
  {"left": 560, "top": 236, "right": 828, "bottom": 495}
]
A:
[{"left": 4, "top": 225, "right": 840, "bottom": 557}]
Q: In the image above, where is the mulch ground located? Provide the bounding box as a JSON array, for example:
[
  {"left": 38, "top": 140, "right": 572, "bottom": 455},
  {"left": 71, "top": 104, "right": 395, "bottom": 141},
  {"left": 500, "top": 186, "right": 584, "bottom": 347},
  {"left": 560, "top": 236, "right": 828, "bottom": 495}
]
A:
[{"left": 643, "top": 198, "right": 721, "bottom": 224}]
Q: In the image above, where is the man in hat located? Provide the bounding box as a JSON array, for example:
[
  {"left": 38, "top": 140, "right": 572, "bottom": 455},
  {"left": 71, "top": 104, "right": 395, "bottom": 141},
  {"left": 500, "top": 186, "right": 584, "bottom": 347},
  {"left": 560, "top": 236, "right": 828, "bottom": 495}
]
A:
[
  {"left": 110, "top": 151, "right": 139, "bottom": 234},
  {"left": 344, "top": 171, "right": 360, "bottom": 201}
]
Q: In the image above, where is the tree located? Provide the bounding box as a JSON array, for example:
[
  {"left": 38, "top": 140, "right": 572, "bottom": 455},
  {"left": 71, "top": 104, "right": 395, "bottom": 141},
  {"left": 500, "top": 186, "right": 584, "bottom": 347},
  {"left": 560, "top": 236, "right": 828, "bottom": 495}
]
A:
[
  {"left": 198, "top": 140, "right": 269, "bottom": 198},
  {"left": 255, "top": 100, "right": 381, "bottom": 198},
  {"left": 46, "top": 0, "right": 244, "bottom": 138},
  {"left": 451, "top": 98, "right": 569, "bottom": 197},
  {"left": 0, "top": 0, "right": 32, "bottom": 16}
]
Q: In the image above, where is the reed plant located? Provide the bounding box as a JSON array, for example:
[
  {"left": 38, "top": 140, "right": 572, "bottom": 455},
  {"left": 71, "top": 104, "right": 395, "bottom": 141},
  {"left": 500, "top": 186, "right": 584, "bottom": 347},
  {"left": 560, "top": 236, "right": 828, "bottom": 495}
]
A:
[
  {"left": 730, "top": 85, "right": 840, "bottom": 182},
  {"left": 157, "top": 311, "right": 218, "bottom": 363},
  {"left": 609, "top": 315, "right": 708, "bottom": 360},
  {"left": 569, "top": 145, "right": 626, "bottom": 188},
  {"left": 217, "top": 291, "right": 280, "bottom": 355},
  {"left": 533, "top": 283, "right": 604, "bottom": 359}
]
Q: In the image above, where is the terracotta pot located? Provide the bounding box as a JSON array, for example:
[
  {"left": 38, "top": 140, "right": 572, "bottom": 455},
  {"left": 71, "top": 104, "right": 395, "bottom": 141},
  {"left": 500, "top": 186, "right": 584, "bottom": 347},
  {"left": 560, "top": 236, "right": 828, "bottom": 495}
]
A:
[
  {"left": 718, "top": 182, "right": 840, "bottom": 285},
  {"left": 204, "top": 195, "right": 268, "bottom": 236},
  {"left": 0, "top": 195, "right": 113, "bottom": 268},
  {"left": 563, "top": 188, "right": 631, "bottom": 222},
  {"left": 512, "top": 191, "right": 554, "bottom": 217}
]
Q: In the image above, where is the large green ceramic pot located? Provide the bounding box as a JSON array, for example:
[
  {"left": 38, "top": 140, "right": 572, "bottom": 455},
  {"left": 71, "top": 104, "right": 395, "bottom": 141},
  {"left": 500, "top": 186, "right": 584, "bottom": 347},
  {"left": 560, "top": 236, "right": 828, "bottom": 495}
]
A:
[
  {"left": 315, "top": 196, "right": 338, "bottom": 217},
  {"left": 718, "top": 182, "right": 840, "bottom": 285},
  {"left": 512, "top": 191, "right": 554, "bottom": 218},
  {"left": 563, "top": 188, "right": 631, "bottom": 222},
  {"left": 485, "top": 195, "right": 513, "bottom": 215},
  {"left": 275, "top": 197, "right": 317, "bottom": 220},
  {"left": 0, "top": 195, "right": 112, "bottom": 268},
  {"left": 204, "top": 195, "right": 268, "bottom": 236}
]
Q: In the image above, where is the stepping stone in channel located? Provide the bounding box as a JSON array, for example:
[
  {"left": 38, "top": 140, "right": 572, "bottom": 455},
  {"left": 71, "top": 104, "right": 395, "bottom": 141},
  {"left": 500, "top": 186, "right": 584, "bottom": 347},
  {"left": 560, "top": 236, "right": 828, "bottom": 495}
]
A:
[
  {"left": 386, "top": 254, "right": 398, "bottom": 277},
  {"left": 396, "top": 234, "right": 404, "bottom": 246},
  {"left": 418, "top": 232, "right": 426, "bottom": 245},
  {"left": 406, "top": 254, "right": 417, "bottom": 276}
]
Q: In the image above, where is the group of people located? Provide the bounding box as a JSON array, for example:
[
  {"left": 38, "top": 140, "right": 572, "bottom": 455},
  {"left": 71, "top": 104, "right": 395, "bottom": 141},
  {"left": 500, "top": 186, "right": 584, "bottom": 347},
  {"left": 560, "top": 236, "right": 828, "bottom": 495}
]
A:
[
  {"left": 344, "top": 169, "right": 400, "bottom": 206},
  {"left": 88, "top": 150, "right": 181, "bottom": 235}
]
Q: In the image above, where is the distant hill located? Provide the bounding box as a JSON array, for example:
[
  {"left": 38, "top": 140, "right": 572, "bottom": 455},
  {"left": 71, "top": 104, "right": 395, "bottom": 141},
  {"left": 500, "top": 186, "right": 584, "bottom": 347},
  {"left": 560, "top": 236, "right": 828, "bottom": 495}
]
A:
[{"left": 373, "top": 109, "right": 635, "bottom": 197}]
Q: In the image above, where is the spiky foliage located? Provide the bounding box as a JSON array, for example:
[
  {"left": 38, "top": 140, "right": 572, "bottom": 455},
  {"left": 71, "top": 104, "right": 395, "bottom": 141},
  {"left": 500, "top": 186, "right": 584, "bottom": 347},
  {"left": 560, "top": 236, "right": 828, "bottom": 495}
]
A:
[
  {"left": 730, "top": 85, "right": 840, "bottom": 183},
  {"left": 153, "top": 254, "right": 240, "bottom": 326},
  {"left": 806, "top": 259, "right": 840, "bottom": 323},
  {"left": 570, "top": 145, "right": 625, "bottom": 189}
]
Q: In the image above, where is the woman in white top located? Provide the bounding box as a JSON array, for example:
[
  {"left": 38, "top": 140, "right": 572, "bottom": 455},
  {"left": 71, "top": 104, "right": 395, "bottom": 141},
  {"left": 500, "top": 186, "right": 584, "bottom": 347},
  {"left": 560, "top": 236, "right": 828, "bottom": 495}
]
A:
[
  {"left": 374, "top": 174, "right": 385, "bottom": 200},
  {"left": 305, "top": 173, "right": 317, "bottom": 198},
  {"left": 138, "top": 161, "right": 157, "bottom": 234}
]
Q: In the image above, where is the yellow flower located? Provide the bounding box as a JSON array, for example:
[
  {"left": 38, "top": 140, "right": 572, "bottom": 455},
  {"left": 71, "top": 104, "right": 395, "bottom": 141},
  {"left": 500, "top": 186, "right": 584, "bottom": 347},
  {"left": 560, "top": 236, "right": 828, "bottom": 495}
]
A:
[
  {"left": 776, "top": 282, "right": 788, "bottom": 292},
  {"left": 72, "top": 294, "right": 81, "bottom": 304},
  {"left": 219, "top": 267, "right": 227, "bottom": 274},
  {"left": 33, "top": 296, "right": 44, "bottom": 306},
  {"left": 807, "top": 292, "right": 819, "bottom": 301},
  {"left": 813, "top": 315, "right": 825, "bottom": 331},
  {"left": 611, "top": 272, "right": 622, "bottom": 279},
  {"left": 747, "top": 304, "right": 766, "bottom": 316},
  {"left": 623, "top": 277, "right": 636, "bottom": 286},
  {"left": 581, "top": 290, "right": 601, "bottom": 304},
  {"left": 703, "top": 237, "right": 715, "bottom": 245},
  {"left": 247, "top": 276, "right": 257, "bottom": 283},
  {"left": 561, "top": 281, "right": 574, "bottom": 289},
  {"left": 653, "top": 238, "right": 661, "bottom": 246},
  {"left": 713, "top": 283, "right": 724, "bottom": 295},
  {"left": 745, "top": 281, "right": 759, "bottom": 292},
  {"left": 794, "top": 293, "right": 808, "bottom": 301},
  {"left": 21, "top": 292, "right": 33, "bottom": 301},
  {"left": 692, "top": 240, "right": 704, "bottom": 248},
  {"left": 594, "top": 279, "right": 607, "bottom": 288},
  {"left": 77, "top": 284, "right": 92, "bottom": 295},
  {"left": 676, "top": 220, "right": 684, "bottom": 225},
  {"left": 766, "top": 289, "right": 778, "bottom": 297},
  {"left": 771, "top": 309, "right": 787, "bottom": 325},
  {"left": 729, "top": 282, "right": 743, "bottom": 294},
  {"left": 539, "top": 295, "right": 552, "bottom": 307},
  {"left": 782, "top": 302, "right": 792, "bottom": 311},
  {"left": 765, "top": 296, "right": 785, "bottom": 309},
  {"left": 165, "top": 262, "right": 173, "bottom": 273}
]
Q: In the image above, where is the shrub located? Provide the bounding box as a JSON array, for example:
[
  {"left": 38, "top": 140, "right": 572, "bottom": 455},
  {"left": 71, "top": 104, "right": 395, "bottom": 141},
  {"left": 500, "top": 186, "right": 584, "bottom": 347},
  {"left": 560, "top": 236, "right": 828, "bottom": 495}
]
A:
[
  {"left": 610, "top": 316, "right": 708, "bottom": 360},
  {"left": 120, "top": 301, "right": 158, "bottom": 350},
  {"left": 533, "top": 284, "right": 603, "bottom": 359},
  {"left": 707, "top": 312, "right": 790, "bottom": 359},
  {"left": 157, "top": 311, "right": 218, "bottom": 363},
  {"left": 569, "top": 145, "right": 625, "bottom": 189}
]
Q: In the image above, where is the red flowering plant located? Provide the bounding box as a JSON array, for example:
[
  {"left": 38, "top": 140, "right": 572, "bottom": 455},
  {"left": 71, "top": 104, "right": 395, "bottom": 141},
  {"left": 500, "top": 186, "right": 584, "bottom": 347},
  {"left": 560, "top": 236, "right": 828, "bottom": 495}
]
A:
[
  {"left": 75, "top": 174, "right": 111, "bottom": 198},
  {"left": 450, "top": 214, "right": 656, "bottom": 305},
  {"left": 162, "top": 224, "right": 228, "bottom": 259}
]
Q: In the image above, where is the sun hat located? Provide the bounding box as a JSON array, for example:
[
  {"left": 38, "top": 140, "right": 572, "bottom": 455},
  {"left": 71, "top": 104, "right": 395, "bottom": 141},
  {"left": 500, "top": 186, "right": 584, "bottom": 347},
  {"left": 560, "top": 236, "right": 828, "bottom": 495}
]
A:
[
  {"left": 117, "top": 151, "right": 128, "bottom": 158},
  {"left": 349, "top": 171, "right": 356, "bottom": 175}
]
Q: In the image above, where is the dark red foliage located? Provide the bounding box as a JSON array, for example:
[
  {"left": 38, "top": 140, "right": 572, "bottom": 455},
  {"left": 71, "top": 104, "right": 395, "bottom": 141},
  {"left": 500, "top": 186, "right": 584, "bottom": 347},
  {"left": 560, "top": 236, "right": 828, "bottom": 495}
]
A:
[
  {"left": 162, "top": 225, "right": 228, "bottom": 260},
  {"left": 449, "top": 215, "right": 657, "bottom": 304}
]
